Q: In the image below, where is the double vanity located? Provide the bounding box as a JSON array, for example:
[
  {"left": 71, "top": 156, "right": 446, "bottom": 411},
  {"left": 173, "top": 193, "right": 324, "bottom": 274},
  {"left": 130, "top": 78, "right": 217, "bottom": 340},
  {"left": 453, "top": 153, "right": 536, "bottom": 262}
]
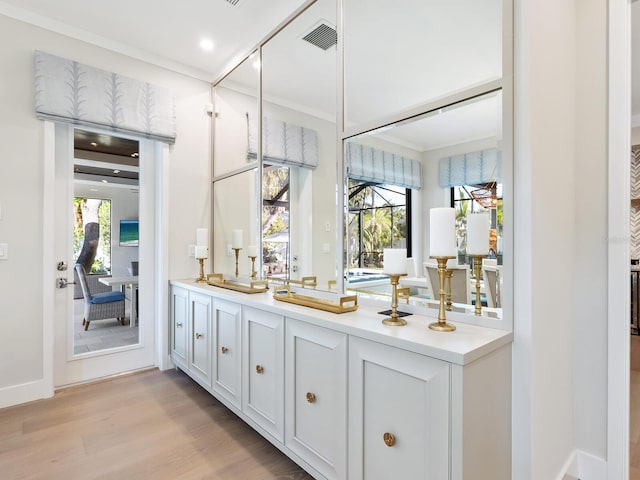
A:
[{"left": 170, "top": 280, "right": 511, "bottom": 480}]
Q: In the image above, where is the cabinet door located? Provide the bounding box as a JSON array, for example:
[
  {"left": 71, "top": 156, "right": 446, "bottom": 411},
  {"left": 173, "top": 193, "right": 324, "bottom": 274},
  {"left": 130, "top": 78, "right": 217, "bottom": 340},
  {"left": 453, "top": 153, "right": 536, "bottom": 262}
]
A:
[
  {"left": 242, "top": 306, "right": 284, "bottom": 442},
  {"left": 212, "top": 299, "right": 242, "bottom": 408},
  {"left": 348, "top": 337, "right": 450, "bottom": 480},
  {"left": 189, "top": 291, "right": 212, "bottom": 388},
  {"left": 170, "top": 286, "right": 188, "bottom": 367},
  {"left": 285, "top": 319, "right": 347, "bottom": 480}
]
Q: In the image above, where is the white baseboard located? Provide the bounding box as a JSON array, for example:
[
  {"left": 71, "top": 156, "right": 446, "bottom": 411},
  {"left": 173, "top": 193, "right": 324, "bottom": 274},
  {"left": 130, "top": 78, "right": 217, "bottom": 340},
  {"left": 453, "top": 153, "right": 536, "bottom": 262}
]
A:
[
  {"left": 556, "top": 449, "right": 607, "bottom": 480},
  {"left": 0, "top": 379, "right": 53, "bottom": 409}
]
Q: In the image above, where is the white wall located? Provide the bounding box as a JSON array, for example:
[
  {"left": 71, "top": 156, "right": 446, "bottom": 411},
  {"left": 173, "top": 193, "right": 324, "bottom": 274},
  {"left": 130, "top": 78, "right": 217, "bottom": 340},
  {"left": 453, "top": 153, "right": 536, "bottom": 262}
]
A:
[
  {"left": 513, "top": 0, "right": 608, "bottom": 477},
  {"left": 0, "top": 14, "right": 211, "bottom": 398}
]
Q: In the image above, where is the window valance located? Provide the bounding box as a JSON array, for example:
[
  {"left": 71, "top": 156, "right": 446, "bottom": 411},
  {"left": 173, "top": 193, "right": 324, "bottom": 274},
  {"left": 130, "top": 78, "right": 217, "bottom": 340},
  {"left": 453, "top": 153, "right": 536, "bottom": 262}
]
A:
[
  {"left": 438, "top": 148, "right": 501, "bottom": 188},
  {"left": 35, "top": 51, "right": 176, "bottom": 143},
  {"left": 247, "top": 115, "right": 318, "bottom": 169},
  {"left": 345, "top": 142, "right": 423, "bottom": 190}
]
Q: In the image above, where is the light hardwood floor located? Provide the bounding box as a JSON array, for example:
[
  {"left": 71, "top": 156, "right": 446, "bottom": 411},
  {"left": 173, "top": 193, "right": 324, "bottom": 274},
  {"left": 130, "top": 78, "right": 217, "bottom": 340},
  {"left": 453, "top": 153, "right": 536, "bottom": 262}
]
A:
[
  {"left": 0, "top": 368, "right": 313, "bottom": 480},
  {"left": 632, "top": 334, "right": 640, "bottom": 479}
]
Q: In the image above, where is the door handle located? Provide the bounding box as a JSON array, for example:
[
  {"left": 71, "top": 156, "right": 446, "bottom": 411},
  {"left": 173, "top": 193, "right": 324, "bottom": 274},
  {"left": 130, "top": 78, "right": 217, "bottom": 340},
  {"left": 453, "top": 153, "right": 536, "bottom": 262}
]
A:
[{"left": 56, "top": 277, "right": 76, "bottom": 288}]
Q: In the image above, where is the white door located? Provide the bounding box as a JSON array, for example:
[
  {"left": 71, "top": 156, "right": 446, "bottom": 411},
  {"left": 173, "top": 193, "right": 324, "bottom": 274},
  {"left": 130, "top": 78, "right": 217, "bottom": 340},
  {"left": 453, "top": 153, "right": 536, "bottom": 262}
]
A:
[{"left": 52, "top": 122, "right": 156, "bottom": 387}]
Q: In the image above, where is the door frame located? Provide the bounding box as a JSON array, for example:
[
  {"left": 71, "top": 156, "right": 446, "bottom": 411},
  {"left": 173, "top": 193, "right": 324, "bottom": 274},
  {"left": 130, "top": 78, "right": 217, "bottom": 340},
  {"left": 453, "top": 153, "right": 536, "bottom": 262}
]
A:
[
  {"left": 42, "top": 121, "right": 171, "bottom": 392},
  {"left": 608, "top": 0, "right": 631, "bottom": 478}
]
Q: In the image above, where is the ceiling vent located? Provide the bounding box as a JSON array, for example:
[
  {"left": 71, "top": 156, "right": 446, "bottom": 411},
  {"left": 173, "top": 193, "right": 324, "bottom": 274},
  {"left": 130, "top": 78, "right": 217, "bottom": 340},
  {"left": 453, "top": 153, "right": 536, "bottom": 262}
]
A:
[
  {"left": 225, "top": 0, "right": 240, "bottom": 5},
  {"left": 302, "top": 22, "right": 337, "bottom": 51}
]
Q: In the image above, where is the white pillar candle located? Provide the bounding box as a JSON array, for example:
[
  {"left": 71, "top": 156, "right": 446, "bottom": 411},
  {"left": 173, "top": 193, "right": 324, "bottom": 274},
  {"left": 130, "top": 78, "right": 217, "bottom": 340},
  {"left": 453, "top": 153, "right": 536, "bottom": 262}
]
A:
[
  {"left": 467, "top": 213, "right": 490, "bottom": 255},
  {"left": 429, "top": 207, "right": 457, "bottom": 257},
  {"left": 247, "top": 245, "right": 258, "bottom": 257},
  {"left": 232, "top": 229, "right": 243, "bottom": 249},
  {"left": 194, "top": 246, "right": 208, "bottom": 259},
  {"left": 196, "top": 228, "right": 208, "bottom": 247},
  {"left": 383, "top": 248, "right": 407, "bottom": 274}
]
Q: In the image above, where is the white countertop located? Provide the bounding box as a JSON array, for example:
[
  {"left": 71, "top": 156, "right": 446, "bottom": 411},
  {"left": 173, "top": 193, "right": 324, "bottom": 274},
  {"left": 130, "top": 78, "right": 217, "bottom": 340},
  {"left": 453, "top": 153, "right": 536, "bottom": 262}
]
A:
[{"left": 171, "top": 279, "right": 512, "bottom": 366}]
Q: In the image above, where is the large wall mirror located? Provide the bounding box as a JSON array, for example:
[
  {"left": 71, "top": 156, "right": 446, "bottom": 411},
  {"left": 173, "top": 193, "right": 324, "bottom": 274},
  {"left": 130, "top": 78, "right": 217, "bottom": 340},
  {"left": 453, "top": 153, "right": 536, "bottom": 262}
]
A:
[
  {"left": 260, "top": 0, "right": 337, "bottom": 291},
  {"left": 344, "top": 90, "right": 504, "bottom": 321},
  {"left": 213, "top": 52, "right": 260, "bottom": 276}
]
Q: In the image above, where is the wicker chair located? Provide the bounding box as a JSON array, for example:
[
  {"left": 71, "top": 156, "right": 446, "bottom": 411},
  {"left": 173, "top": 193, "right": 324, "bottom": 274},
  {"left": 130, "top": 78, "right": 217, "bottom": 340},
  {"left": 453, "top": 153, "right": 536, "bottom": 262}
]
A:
[{"left": 75, "top": 264, "right": 126, "bottom": 330}]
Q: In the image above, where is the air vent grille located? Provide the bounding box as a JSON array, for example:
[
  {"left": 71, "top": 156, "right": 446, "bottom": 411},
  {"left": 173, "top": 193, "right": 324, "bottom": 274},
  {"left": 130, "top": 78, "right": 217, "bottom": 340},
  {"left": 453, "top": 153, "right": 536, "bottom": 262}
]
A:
[
  {"left": 225, "top": 0, "right": 240, "bottom": 5},
  {"left": 302, "top": 23, "right": 337, "bottom": 51}
]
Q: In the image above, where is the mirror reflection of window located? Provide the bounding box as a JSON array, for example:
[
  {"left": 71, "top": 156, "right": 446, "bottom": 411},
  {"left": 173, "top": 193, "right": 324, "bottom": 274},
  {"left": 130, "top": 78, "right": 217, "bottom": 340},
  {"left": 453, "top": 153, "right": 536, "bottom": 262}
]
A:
[{"left": 263, "top": 165, "right": 290, "bottom": 281}]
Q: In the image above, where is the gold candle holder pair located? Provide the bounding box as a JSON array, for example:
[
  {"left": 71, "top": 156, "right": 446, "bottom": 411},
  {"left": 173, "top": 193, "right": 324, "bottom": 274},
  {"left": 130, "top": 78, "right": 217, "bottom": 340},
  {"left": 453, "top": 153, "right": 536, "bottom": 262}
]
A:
[
  {"left": 382, "top": 273, "right": 407, "bottom": 326},
  {"left": 429, "top": 256, "right": 456, "bottom": 332}
]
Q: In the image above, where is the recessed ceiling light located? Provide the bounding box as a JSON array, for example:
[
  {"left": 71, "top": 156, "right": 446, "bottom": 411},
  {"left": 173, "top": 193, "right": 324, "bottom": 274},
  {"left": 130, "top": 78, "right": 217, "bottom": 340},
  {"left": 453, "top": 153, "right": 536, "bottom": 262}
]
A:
[{"left": 200, "top": 39, "right": 214, "bottom": 51}]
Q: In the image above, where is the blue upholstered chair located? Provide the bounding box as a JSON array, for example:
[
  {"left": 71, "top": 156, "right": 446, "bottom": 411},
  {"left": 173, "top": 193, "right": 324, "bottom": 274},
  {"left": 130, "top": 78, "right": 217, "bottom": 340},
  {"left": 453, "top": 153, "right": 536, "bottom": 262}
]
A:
[{"left": 75, "top": 264, "right": 126, "bottom": 330}]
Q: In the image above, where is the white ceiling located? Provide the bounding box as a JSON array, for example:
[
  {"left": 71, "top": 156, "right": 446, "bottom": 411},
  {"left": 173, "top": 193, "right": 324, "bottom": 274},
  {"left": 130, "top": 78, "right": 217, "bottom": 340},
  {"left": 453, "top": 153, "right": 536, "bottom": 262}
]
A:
[{"left": 0, "top": 0, "right": 306, "bottom": 82}]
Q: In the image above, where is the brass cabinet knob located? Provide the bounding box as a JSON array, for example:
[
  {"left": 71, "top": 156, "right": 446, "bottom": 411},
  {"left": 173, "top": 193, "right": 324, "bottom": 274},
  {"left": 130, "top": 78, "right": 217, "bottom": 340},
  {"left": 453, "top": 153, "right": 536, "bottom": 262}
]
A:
[
  {"left": 221, "top": 346, "right": 228, "bottom": 354},
  {"left": 176, "top": 322, "right": 183, "bottom": 328},
  {"left": 255, "top": 365, "right": 264, "bottom": 374},
  {"left": 383, "top": 432, "right": 396, "bottom": 447},
  {"left": 306, "top": 392, "right": 316, "bottom": 404},
  {"left": 195, "top": 332, "right": 203, "bottom": 339}
]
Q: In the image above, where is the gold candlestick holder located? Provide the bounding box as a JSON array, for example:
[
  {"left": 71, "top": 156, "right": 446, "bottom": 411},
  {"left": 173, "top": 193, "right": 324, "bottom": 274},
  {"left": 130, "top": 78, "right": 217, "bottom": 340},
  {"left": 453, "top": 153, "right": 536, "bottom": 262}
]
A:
[
  {"left": 470, "top": 254, "right": 488, "bottom": 316},
  {"left": 445, "top": 269, "right": 453, "bottom": 311},
  {"left": 233, "top": 248, "right": 242, "bottom": 277},
  {"left": 196, "top": 257, "right": 207, "bottom": 283},
  {"left": 428, "top": 256, "right": 456, "bottom": 332},
  {"left": 249, "top": 255, "right": 257, "bottom": 279},
  {"left": 382, "top": 273, "right": 408, "bottom": 326}
]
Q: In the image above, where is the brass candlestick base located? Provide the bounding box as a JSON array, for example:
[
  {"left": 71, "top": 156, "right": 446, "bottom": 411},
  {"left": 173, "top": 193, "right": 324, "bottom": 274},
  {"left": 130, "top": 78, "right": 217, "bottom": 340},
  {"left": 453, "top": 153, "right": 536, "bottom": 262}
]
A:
[
  {"left": 249, "top": 256, "right": 257, "bottom": 279},
  {"left": 382, "top": 273, "right": 407, "bottom": 326},
  {"left": 470, "top": 254, "right": 488, "bottom": 316},
  {"left": 196, "top": 257, "right": 207, "bottom": 283},
  {"left": 428, "top": 256, "right": 456, "bottom": 332},
  {"left": 233, "top": 248, "right": 242, "bottom": 277}
]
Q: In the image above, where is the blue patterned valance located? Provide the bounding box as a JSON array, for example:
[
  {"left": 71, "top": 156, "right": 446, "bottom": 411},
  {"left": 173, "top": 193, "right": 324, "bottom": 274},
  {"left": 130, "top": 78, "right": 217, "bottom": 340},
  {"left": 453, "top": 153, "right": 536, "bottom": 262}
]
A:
[
  {"left": 35, "top": 51, "right": 176, "bottom": 143},
  {"left": 438, "top": 148, "right": 501, "bottom": 188},
  {"left": 248, "top": 116, "right": 318, "bottom": 169},
  {"left": 345, "top": 142, "right": 422, "bottom": 190}
]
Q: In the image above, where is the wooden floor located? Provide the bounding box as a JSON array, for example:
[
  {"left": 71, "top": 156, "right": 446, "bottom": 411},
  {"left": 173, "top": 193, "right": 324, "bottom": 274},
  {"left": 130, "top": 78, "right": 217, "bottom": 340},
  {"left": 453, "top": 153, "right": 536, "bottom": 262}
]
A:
[
  {"left": 0, "top": 369, "right": 313, "bottom": 480},
  {"left": 632, "top": 334, "right": 640, "bottom": 479}
]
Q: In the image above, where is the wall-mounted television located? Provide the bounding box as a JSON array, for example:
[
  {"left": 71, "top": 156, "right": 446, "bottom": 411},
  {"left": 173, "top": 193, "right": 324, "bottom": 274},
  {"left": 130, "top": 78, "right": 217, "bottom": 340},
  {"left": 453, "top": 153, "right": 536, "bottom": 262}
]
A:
[{"left": 119, "top": 219, "right": 139, "bottom": 247}]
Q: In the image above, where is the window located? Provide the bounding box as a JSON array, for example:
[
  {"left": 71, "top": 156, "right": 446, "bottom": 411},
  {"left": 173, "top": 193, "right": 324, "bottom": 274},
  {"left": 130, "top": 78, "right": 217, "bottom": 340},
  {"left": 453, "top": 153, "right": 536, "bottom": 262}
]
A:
[
  {"left": 347, "top": 179, "right": 410, "bottom": 269},
  {"left": 73, "top": 197, "right": 112, "bottom": 273},
  {"left": 262, "top": 165, "right": 290, "bottom": 278},
  {"left": 451, "top": 182, "right": 503, "bottom": 262}
]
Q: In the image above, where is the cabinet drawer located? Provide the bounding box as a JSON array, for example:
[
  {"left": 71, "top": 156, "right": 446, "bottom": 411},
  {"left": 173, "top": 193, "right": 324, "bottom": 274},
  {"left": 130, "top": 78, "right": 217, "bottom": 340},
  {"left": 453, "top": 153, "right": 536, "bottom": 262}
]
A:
[
  {"left": 170, "top": 286, "right": 188, "bottom": 365},
  {"left": 348, "top": 337, "right": 450, "bottom": 480},
  {"left": 242, "top": 307, "right": 284, "bottom": 442},
  {"left": 212, "top": 299, "right": 242, "bottom": 408},
  {"left": 189, "top": 291, "right": 212, "bottom": 387},
  {"left": 285, "top": 318, "right": 347, "bottom": 480}
]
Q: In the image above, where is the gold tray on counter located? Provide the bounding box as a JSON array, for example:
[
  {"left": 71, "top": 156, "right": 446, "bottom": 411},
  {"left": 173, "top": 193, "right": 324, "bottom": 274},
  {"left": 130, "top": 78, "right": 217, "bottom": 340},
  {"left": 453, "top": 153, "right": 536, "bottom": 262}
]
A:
[
  {"left": 206, "top": 273, "right": 269, "bottom": 294},
  {"left": 273, "top": 286, "right": 358, "bottom": 314}
]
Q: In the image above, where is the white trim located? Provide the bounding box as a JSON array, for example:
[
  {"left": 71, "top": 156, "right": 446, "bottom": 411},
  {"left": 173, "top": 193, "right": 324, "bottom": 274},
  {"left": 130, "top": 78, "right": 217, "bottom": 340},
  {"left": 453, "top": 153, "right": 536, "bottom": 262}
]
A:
[
  {"left": 157, "top": 143, "right": 172, "bottom": 370},
  {"left": 608, "top": 1, "right": 631, "bottom": 479},
  {"left": 0, "top": 380, "right": 50, "bottom": 409},
  {"left": 42, "top": 121, "right": 55, "bottom": 401},
  {"left": 555, "top": 450, "right": 607, "bottom": 480}
]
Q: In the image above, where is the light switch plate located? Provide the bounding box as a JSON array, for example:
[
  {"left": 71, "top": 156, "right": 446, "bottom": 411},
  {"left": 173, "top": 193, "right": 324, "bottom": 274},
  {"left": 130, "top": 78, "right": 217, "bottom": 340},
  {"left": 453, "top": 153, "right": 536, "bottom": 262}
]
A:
[{"left": 0, "top": 243, "right": 8, "bottom": 260}]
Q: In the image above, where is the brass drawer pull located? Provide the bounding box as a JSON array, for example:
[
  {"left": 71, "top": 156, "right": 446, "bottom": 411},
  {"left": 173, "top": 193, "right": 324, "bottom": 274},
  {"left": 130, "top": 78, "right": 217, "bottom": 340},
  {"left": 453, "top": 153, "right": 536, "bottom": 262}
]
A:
[
  {"left": 306, "top": 392, "right": 316, "bottom": 404},
  {"left": 176, "top": 322, "right": 183, "bottom": 328},
  {"left": 383, "top": 432, "right": 396, "bottom": 447},
  {"left": 256, "top": 365, "right": 264, "bottom": 374},
  {"left": 195, "top": 332, "right": 203, "bottom": 339},
  {"left": 221, "top": 346, "right": 229, "bottom": 354}
]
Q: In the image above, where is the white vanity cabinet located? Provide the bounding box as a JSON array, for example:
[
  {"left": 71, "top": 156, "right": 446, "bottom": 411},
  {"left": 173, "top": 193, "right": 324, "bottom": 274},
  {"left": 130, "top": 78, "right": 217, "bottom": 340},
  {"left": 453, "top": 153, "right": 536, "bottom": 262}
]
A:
[
  {"left": 170, "top": 285, "right": 189, "bottom": 370},
  {"left": 348, "top": 337, "right": 450, "bottom": 480},
  {"left": 169, "top": 280, "right": 512, "bottom": 480},
  {"left": 211, "top": 298, "right": 242, "bottom": 409},
  {"left": 285, "top": 319, "right": 348, "bottom": 480},
  {"left": 242, "top": 306, "right": 285, "bottom": 442},
  {"left": 188, "top": 290, "right": 213, "bottom": 388}
]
